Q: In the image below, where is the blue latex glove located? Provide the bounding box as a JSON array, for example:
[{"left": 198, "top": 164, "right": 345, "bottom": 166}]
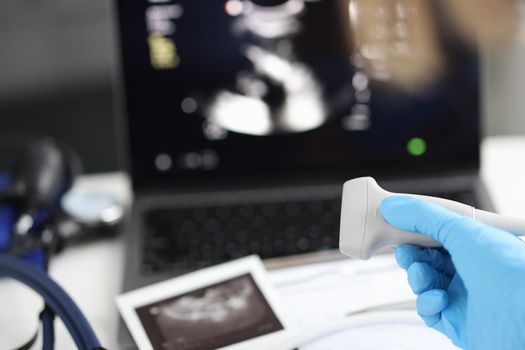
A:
[{"left": 381, "top": 196, "right": 525, "bottom": 350}]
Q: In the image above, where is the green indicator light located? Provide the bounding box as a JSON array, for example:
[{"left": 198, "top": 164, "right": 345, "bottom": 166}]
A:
[{"left": 407, "top": 137, "right": 427, "bottom": 156}]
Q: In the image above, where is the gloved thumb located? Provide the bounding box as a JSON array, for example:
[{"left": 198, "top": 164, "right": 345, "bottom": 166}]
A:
[{"left": 380, "top": 195, "right": 485, "bottom": 255}]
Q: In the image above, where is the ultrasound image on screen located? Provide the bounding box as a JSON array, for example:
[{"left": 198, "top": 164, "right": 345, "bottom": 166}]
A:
[
  {"left": 135, "top": 274, "right": 283, "bottom": 350},
  {"left": 144, "top": 0, "right": 352, "bottom": 139},
  {"left": 116, "top": 0, "right": 480, "bottom": 185}
]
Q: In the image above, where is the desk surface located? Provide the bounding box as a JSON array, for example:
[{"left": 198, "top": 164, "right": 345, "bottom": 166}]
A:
[{"left": 5, "top": 136, "right": 525, "bottom": 349}]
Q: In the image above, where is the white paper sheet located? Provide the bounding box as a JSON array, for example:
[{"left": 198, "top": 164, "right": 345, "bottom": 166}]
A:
[{"left": 268, "top": 254, "right": 460, "bottom": 350}]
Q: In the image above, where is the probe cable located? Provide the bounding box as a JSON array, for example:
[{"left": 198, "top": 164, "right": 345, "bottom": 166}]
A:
[
  {"left": 277, "top": 299, "right": 422, "bottom": 350},
  {"left": 279, "top": 310, "right": 422, "bottom": 349}
]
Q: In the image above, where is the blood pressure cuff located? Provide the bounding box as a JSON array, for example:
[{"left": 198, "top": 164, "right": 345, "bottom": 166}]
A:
[
  {"left": 0, "top": 173, "right": 12, "bottom": 252},
  {"left": 0, "top": 172, "right": 46, "bottom": 269}
]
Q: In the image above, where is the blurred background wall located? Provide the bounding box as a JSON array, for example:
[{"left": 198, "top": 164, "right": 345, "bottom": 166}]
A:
[
  {"left": 0, "top": 0, "right": 117, "bottom": 173},
  {"left": 483, "top": 31, "right": 525, "bottom": 137},
  {"left": 0, "top": 0, "right": 524, "bottom": 173}
]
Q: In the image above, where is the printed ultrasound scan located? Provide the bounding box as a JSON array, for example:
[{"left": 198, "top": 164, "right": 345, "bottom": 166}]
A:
[{"left": 135, "top": 274, "right": 283, "bottom": 350}]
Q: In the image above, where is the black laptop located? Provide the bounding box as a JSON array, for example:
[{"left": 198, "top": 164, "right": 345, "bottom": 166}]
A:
[{"left": 114, "top": 0, "right": 492, "bottom": 347}]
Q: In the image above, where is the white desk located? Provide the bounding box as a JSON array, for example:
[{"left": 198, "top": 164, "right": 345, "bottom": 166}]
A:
[{"left": 4, "top": 136, "right": 525, "bottom": 349}]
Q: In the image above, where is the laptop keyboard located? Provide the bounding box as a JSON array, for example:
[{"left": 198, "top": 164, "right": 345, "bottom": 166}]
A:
[{"left": 140, "top": 190, "right": 479, "bottom": 274}]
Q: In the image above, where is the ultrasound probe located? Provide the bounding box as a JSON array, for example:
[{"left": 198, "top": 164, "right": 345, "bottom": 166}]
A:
[{"left": 339, "top": 177, "right": 525, "bottom": 259}]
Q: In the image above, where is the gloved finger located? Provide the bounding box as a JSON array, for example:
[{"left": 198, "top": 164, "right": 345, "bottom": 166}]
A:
[
  {"left": 396, "top": 245, "right": 455, "bottom": 276},
  {"left": 417, "top": 289, "right": 448, "bottom": 316},
  {"left": 407, "top": 262, "right": 451, "bottom": 294},
  {"left": 416, "top": 289, "right": 448, "bottom": 327},
  {"left": 381, "top": 196, "right": 485, "bottom": 255}
]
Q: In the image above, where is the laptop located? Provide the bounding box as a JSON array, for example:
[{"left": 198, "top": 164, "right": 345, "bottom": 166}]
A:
[{"left": 114, "top": 0, "right": 492, "bottom": 347}]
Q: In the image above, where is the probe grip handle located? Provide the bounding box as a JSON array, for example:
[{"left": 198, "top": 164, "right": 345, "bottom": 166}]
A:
[
  {"left": 373, "top": 194, "right": 473, "bottom": 251},
  {"left": 473, "top": 208, "right": 525, "bottom": 237},
  {"left": 382, "top": 191, "right": 476, "bottom": 248},
  {"left": 386, "top": 193, "right": 525, "bottom": 246},
  {"left": 409, "top": 194, "right": 525, "bottom": 237}
]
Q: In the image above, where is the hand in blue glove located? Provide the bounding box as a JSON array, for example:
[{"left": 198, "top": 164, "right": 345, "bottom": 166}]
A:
[{"left": 381, "top": 196, "right": 525, "bottom": 350}]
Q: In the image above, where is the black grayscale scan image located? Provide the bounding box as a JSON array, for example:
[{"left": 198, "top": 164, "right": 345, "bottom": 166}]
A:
[
  {"left": 135, "top": 274, "right": 283, "bottom": 350},
  {"left": 204, "top": 0, "right": 332, "bottom": 137}
]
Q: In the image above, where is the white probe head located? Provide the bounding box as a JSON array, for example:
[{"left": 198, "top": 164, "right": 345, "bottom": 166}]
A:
[{"left": 338, "top": 177, "right": 441, "bottom": 260}]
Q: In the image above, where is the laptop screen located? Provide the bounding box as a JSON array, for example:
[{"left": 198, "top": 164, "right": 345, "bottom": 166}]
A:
[{"left": 116, "top": 0, "right": 479, "bottom": 189}]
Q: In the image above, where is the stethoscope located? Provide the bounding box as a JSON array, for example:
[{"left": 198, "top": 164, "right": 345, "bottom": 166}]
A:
[
  {"left": 0, "top": 255, "right": 104, "bottom": 350},
  {"left": 0, "top": 194, "right": 105, "bottom": 350}
]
